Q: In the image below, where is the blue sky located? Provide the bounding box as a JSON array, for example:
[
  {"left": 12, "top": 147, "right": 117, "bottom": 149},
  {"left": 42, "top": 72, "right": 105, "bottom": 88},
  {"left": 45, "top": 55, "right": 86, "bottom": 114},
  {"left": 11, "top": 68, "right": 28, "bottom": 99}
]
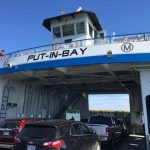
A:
[
  {"left": 88, "top": 94, "right": 130, "bottom": 111},
  {"left": 0, "top": 0, "right": 150, "bottom": 53},
  {"left": 1, "top": 0, "right": 147, "bottom": 111}
]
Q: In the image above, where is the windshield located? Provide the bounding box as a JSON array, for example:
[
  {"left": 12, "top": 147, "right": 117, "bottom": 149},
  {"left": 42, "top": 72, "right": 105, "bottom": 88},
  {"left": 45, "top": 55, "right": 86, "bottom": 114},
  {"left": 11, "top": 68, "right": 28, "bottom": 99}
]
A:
[
  {"left": 17, "top": 124, "right": 57, "bottom": 140},
  {"left": 89, "top": 116, "right": 112, "bottom": 125}
]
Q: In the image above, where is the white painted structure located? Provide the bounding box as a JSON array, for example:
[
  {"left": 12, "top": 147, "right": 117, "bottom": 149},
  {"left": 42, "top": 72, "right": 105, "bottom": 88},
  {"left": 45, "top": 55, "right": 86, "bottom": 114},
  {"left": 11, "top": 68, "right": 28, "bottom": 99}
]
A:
[
  {"left": 1, "top": 40, "right": 150, "bottom": 69},
  {"left": 140, "top": 70, "right": 150, "bottom": 149},
  {"left": 0, "top": 9, "right": 150, "bottom": 149}
]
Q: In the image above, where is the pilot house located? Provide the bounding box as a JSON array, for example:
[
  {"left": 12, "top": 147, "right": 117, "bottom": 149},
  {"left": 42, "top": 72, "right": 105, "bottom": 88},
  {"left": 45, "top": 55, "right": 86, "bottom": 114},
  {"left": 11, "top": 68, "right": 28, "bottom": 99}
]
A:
[{"left": 43, "top": 9, "right": 104, "bottom": 45}]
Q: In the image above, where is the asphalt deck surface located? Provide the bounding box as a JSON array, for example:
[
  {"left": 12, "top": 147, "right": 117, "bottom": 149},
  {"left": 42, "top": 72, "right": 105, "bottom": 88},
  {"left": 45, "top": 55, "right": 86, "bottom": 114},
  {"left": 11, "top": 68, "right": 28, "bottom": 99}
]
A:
[{"left": 102, "top": 134, "right": 146, "bottom": 150}]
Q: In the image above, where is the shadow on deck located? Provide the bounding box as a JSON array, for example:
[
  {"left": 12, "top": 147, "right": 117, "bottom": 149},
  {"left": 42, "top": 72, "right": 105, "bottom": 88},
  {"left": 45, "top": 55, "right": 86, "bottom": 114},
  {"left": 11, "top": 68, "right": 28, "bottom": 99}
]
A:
[{"left": 102, "top": 134, "right": 146, "bottom": 150}]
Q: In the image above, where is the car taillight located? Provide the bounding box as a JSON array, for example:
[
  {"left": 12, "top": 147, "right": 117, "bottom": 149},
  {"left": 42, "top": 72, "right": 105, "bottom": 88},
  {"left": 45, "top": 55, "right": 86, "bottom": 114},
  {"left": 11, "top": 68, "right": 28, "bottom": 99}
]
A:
[
  {"left": 15, "top": 137, "right": 21, "bottom": 144},
  {"left": 19, "top": 119, "right": 27, "bottom": 132},
  {"left": 106, "top": 127, "right": 110, "bottom": 135},
  {"left": 43, "top": 140, "right": 64, "bottom": 148}
]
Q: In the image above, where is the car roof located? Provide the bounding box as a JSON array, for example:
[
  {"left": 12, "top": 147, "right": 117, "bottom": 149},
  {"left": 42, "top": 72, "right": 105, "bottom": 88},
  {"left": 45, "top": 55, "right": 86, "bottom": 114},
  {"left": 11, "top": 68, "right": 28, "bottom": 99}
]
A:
[
  {"left": 26, "top": 119, "right": 79, "bottom": 126},
  {"left": 0, "top": 120, "right": 20, "bottom": 123},
  {"left": 5, "top": 118, "right": 41, "bottom": 121},
  {"left": 0, "top": 118, "right": 43, "bottom": 125},
  {"left": 0, "top": 120, "right": 20, "bottom": 127},
  {"left": 90, "top": 115, "right": 115, "bottom": 118}
]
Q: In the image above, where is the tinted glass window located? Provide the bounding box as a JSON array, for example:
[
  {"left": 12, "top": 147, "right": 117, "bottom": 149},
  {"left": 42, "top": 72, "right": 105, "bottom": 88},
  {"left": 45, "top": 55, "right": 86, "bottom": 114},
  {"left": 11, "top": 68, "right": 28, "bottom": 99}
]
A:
[
  {"left": 89, "top": 24, "right": 93, "bottom": 37},
  {"left": 63, "top": 24, "right": 74, "bottom": 37},
  {"left": 80, "top": 124, "right": 91, "bottom": 135},
  {"left": 71, "top": 126, "right": 75, "bottom": 135},
  {"left": 76, "top": 22, "right": 85, "bottom": 34},
  {"left": 89, "top": 116, "right": 112, "bottom": 125},
  {"left": 59, "top": 125, "right": 69, "bottom": 137},
  {"left": 72, "top": 123, "right": 82, "bottom": 135},
  {"left": 0, "top": 121, "right": 19, "bottom": 129},
  {"left": 53, "top": 26, "right": 61, "bottom": 39},
  {"left": 17, "top": 124, "right": 57, "bottom": 139},
  {"left": 94, "top": 30, "right": 97, "bottom": 38}
]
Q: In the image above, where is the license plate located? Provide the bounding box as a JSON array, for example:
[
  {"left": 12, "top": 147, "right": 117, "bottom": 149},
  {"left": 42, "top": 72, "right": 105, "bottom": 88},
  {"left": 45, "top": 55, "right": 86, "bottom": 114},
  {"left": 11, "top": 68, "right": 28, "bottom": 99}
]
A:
[
  {"left": 27, "top": 145, "right": 36, "bottom": 150},
  {"left": 3, "top": 131, "right": 9, "bottom": 136}
]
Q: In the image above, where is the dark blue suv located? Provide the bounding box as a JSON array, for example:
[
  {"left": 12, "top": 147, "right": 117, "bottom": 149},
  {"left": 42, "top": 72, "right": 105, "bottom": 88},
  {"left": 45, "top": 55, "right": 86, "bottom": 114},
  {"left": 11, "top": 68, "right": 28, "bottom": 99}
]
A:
[{"left": 14, "top": 120, "right": 101, "bottom": 150}]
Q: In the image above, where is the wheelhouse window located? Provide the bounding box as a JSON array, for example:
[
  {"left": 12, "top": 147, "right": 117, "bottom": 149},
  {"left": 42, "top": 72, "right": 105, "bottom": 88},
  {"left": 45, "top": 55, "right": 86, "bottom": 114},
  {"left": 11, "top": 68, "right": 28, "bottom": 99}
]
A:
[
  {"left": 63, "top": 23, "right": 74, "bottom": 37},
  {"left": 53, "top": 26, "right": 61, "bottom": 39},
  {"left": 76, "top": 22, "right": 85, "bottom": 34},
  {"left": 94, "top": 30, "right": 97, "bottom": 38},
  {"left": 89, "top": 24, "right": 93, "bottom": 37}
]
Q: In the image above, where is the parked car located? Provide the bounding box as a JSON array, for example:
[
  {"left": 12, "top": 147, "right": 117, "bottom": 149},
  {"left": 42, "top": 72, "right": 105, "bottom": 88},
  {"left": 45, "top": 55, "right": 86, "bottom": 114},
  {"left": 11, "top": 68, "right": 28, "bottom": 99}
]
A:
[
  {"left": 0, "top": 118, "right": 41, "bottom": 149},
  {"left": 87, "top": 115, "right": 123, "bottom": 148},
  {"left": 0, "top": 119, "right": 19, "bottom": 149},
  {"left": 14, "top": 120, "right": 101, "bottom": 150}
]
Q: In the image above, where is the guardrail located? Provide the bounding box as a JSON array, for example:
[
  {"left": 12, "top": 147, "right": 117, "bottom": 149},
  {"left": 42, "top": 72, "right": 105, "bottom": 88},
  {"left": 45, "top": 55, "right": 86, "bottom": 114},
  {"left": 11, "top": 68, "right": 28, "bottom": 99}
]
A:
[{"left": 1, "top": 32, "right": 150, "bottom": 60}]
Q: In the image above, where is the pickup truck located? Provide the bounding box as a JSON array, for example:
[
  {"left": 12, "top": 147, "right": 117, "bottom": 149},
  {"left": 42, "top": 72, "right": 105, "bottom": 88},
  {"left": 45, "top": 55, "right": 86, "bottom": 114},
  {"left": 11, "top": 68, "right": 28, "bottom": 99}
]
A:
[{"left": 87, "top": 115, "right": 123, "bottom": 148}]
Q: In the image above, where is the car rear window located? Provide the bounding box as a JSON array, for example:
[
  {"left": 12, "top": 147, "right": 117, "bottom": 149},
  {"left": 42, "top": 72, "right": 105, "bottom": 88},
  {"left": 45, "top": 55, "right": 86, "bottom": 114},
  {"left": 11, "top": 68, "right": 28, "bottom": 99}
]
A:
[
  {"left": 17, "top": 124, "right": 57, "bottom": 139},
  {"left": 0, "top": 121, "right": 19, "bottom": 129},
  {"left": 89, "top": 116, "right": 112, "bottom": 125}
]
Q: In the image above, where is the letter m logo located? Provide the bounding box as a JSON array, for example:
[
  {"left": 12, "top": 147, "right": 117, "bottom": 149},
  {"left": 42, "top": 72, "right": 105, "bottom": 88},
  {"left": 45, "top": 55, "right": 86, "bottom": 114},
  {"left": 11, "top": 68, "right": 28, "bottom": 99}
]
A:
[{"left": 121, "top": 43, "right": 134, "bottom": 52}]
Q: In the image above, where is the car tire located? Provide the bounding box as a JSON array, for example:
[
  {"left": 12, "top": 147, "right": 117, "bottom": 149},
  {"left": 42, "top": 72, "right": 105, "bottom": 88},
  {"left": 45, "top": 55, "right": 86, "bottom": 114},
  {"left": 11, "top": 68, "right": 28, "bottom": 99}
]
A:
[{"left": 95, "top": 141, "right": 101, "bottom": 150}]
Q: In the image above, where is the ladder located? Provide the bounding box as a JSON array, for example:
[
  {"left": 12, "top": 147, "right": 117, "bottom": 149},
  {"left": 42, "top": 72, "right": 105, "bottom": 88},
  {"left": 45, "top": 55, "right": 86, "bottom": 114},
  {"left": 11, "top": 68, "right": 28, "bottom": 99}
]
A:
[{"left": 0, "top": 86, "right": 11, "bottom": 118}]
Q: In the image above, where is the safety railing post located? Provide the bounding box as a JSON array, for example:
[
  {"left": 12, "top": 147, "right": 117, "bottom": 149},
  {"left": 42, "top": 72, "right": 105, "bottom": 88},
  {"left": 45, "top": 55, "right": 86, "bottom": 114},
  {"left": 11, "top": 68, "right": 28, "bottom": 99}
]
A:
[{"left": 144, "top": 33, "right": 146, "bottom": 41}]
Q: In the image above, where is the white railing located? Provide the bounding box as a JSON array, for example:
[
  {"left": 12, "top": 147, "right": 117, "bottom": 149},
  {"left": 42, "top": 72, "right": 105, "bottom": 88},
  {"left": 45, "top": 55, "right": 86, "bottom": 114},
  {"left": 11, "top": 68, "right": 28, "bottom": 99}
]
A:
[{"left": 1, "top": 32, "right": 150, "bottom": 60}]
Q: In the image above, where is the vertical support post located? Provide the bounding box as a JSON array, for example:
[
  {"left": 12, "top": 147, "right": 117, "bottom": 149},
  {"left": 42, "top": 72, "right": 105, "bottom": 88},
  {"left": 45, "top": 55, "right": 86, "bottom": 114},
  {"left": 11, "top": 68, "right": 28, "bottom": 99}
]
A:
[{"left": 140, "top": 70, "right": 150, "bottom": 150}]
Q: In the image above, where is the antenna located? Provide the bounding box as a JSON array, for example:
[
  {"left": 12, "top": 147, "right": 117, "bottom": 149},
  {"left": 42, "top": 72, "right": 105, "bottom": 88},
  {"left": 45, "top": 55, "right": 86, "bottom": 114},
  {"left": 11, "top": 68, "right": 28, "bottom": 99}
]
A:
[
  {"left": 76, "top": 6, "right": 83, "bottom": 12},
  {"left": 61, "top": 10, "right": 65, "bottom": 15}
]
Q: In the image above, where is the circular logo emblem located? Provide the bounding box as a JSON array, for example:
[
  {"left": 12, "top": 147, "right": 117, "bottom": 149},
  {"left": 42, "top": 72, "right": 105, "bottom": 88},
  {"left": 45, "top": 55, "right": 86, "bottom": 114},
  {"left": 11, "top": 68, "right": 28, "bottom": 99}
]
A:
[{"left": 121, "top": 43, "right": 134, "bottom": 52}]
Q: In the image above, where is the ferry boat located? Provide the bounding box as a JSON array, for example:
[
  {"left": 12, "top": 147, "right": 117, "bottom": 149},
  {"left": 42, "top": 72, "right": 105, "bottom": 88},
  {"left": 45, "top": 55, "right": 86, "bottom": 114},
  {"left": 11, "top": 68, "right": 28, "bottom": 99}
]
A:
[{"left": 0, "top": 8, "right": 150, "bottom": 148}]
